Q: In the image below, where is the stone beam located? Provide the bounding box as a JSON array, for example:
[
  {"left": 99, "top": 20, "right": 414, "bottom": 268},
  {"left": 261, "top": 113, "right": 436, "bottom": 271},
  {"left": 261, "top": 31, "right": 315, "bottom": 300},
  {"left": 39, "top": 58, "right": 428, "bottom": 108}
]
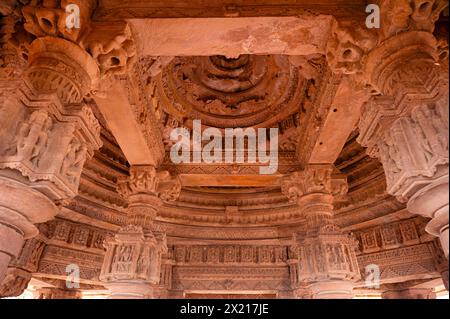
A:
[
  {"left": 93, "top": 80, "right": 158, "bottom": 166},
  {"left": 128, "top": 16, "right": 333, "bottom": 58},
  {"left": 94, "top": 0, "right": 366, "bottom": 21},
  {"left": 309, "top": 78, "right": 370, "bottom": 163},
  {"left": 295, "top": 63, "right": 371, "bottom": 166},
  {"left": 180, "top": 174, "right": 282, "bottom": 188}
]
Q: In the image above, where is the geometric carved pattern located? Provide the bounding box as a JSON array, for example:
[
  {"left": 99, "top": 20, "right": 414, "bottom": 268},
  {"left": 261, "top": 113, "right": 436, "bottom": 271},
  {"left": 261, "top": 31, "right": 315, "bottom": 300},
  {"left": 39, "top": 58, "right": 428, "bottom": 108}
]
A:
[
  {"left": 172, "top": 266, "right": 291, "bottom": 292},
  {"left": 357, "top": 243, "right": 440, "bottom": 283}
]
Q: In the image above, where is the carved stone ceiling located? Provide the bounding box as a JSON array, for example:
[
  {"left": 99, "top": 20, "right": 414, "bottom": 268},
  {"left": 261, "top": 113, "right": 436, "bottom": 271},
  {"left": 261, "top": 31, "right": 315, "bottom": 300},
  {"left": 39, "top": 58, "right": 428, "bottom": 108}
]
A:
[
  {"left": 4, "top": 0, "right": 438, "bottom": 231},
  {"left": 159, "top": 55, "right": 300, "bottom": 127},
  {"left": 85, "top": 51, "right": 394, "bottom": 229},
  {"left": 0, "top": 0, "right": 448, "bottom": 297},
  {"left": 152, "top": 54, "right": 315, "bottom": 153}
]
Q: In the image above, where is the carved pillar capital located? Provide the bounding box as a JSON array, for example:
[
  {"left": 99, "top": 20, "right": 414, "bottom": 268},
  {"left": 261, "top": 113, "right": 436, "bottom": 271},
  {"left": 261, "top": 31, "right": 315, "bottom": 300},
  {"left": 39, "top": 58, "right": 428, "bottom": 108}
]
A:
[
  {"left": 117, "top": 165, "right": 181, "bottom": 227},
  {"left": 364, "top": 31, "right": 443, "bottom": 96},
  {"left": 326, "top": 0, "right": 448, "bottom": 84},
  {"left": 281, "top": 165, "right": 347, "bottom": 234},
  {"left": 100, "top": 166, "right": 180, "bottom": 298},
  {"left": 25, "top": 36, "right": 101, "bottom": 103},
  {"left": 376, "top": 0, "right": 447, "bottom": 39},
  {"left": 0, "top": 90, "right": 102, "bottom": 201},
  {"left": 281, "top": 165, "right": 348, "bottom": 231},
  {"left": 359, "top": 97, "right": 449, "bottom": 199},
  {"left": 281, "top": 164, "right": 348, "bottom": 203},
  {"left": 356, "top": 58, "right": 449, "bottom": 258},
  {"left": 1, "top": 26, "right": 103, "bottom": 201},
  {"left": 11, "top": 1, "right": 137, "bottom": 82}
]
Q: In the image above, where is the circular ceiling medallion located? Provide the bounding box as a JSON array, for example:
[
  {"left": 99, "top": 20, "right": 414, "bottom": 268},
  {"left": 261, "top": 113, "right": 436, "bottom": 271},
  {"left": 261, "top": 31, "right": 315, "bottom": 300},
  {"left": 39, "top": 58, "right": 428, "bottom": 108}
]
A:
[{"left": 153, "top": 55, "right": 306, "bottom": 129}]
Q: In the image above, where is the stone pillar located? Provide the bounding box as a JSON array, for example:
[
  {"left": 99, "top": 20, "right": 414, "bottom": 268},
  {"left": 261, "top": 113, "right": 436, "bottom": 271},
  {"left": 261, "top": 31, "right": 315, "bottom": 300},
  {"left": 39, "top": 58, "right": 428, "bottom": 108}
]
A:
[
  {"left": 327, "top": 0, "right": 449, "bottom": 257},
  {"left": 282, "top": 165, "right": 361, "bottom": 299},
  {"left": 358, "top": 34, "right": 449, "bottom": 257},
  {"left": 100, "top": 165, "right": 181, "bottom": 299},
  {"left": 0, "top": 36, "right": 102, "bottom": 286},
  {"left": 0, "top": 0, "right": 138, "bottom": 295}
]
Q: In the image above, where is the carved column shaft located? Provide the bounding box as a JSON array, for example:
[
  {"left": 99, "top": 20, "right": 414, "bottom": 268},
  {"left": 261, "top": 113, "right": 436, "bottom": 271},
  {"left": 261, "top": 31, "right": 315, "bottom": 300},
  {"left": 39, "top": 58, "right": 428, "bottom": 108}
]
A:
[
  {"left": 300, "top": 193, "right": 334, "bottom": 235},
  {"left": 100, "top": 165, "right": 181, "bottom": 299},
  {"left": 282, "top": 165, "right": 360, "bottom": 299}
]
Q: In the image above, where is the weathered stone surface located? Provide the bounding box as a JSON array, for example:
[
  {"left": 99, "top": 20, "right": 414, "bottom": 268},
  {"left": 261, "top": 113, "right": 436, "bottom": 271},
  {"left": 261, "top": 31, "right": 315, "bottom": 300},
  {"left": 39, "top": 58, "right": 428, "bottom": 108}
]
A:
[{"left": 0, "top": 0, "right": 448, "bottom": 300}]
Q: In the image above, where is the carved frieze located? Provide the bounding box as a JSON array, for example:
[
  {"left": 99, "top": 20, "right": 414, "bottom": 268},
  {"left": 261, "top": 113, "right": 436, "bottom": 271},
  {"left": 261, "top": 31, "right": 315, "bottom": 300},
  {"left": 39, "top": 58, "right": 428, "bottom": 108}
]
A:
[
  {"left": 46, "top": 218, "right": 114, "bottom": 251},
  {"left": 172, "top": 245, "right": 289, "bottom": 265},
  {"left": 354, "top": 218, "right": 426, "bottom": 256},
  {"left": 172, "top": 266, "right": 290, "bottom": 291}
]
